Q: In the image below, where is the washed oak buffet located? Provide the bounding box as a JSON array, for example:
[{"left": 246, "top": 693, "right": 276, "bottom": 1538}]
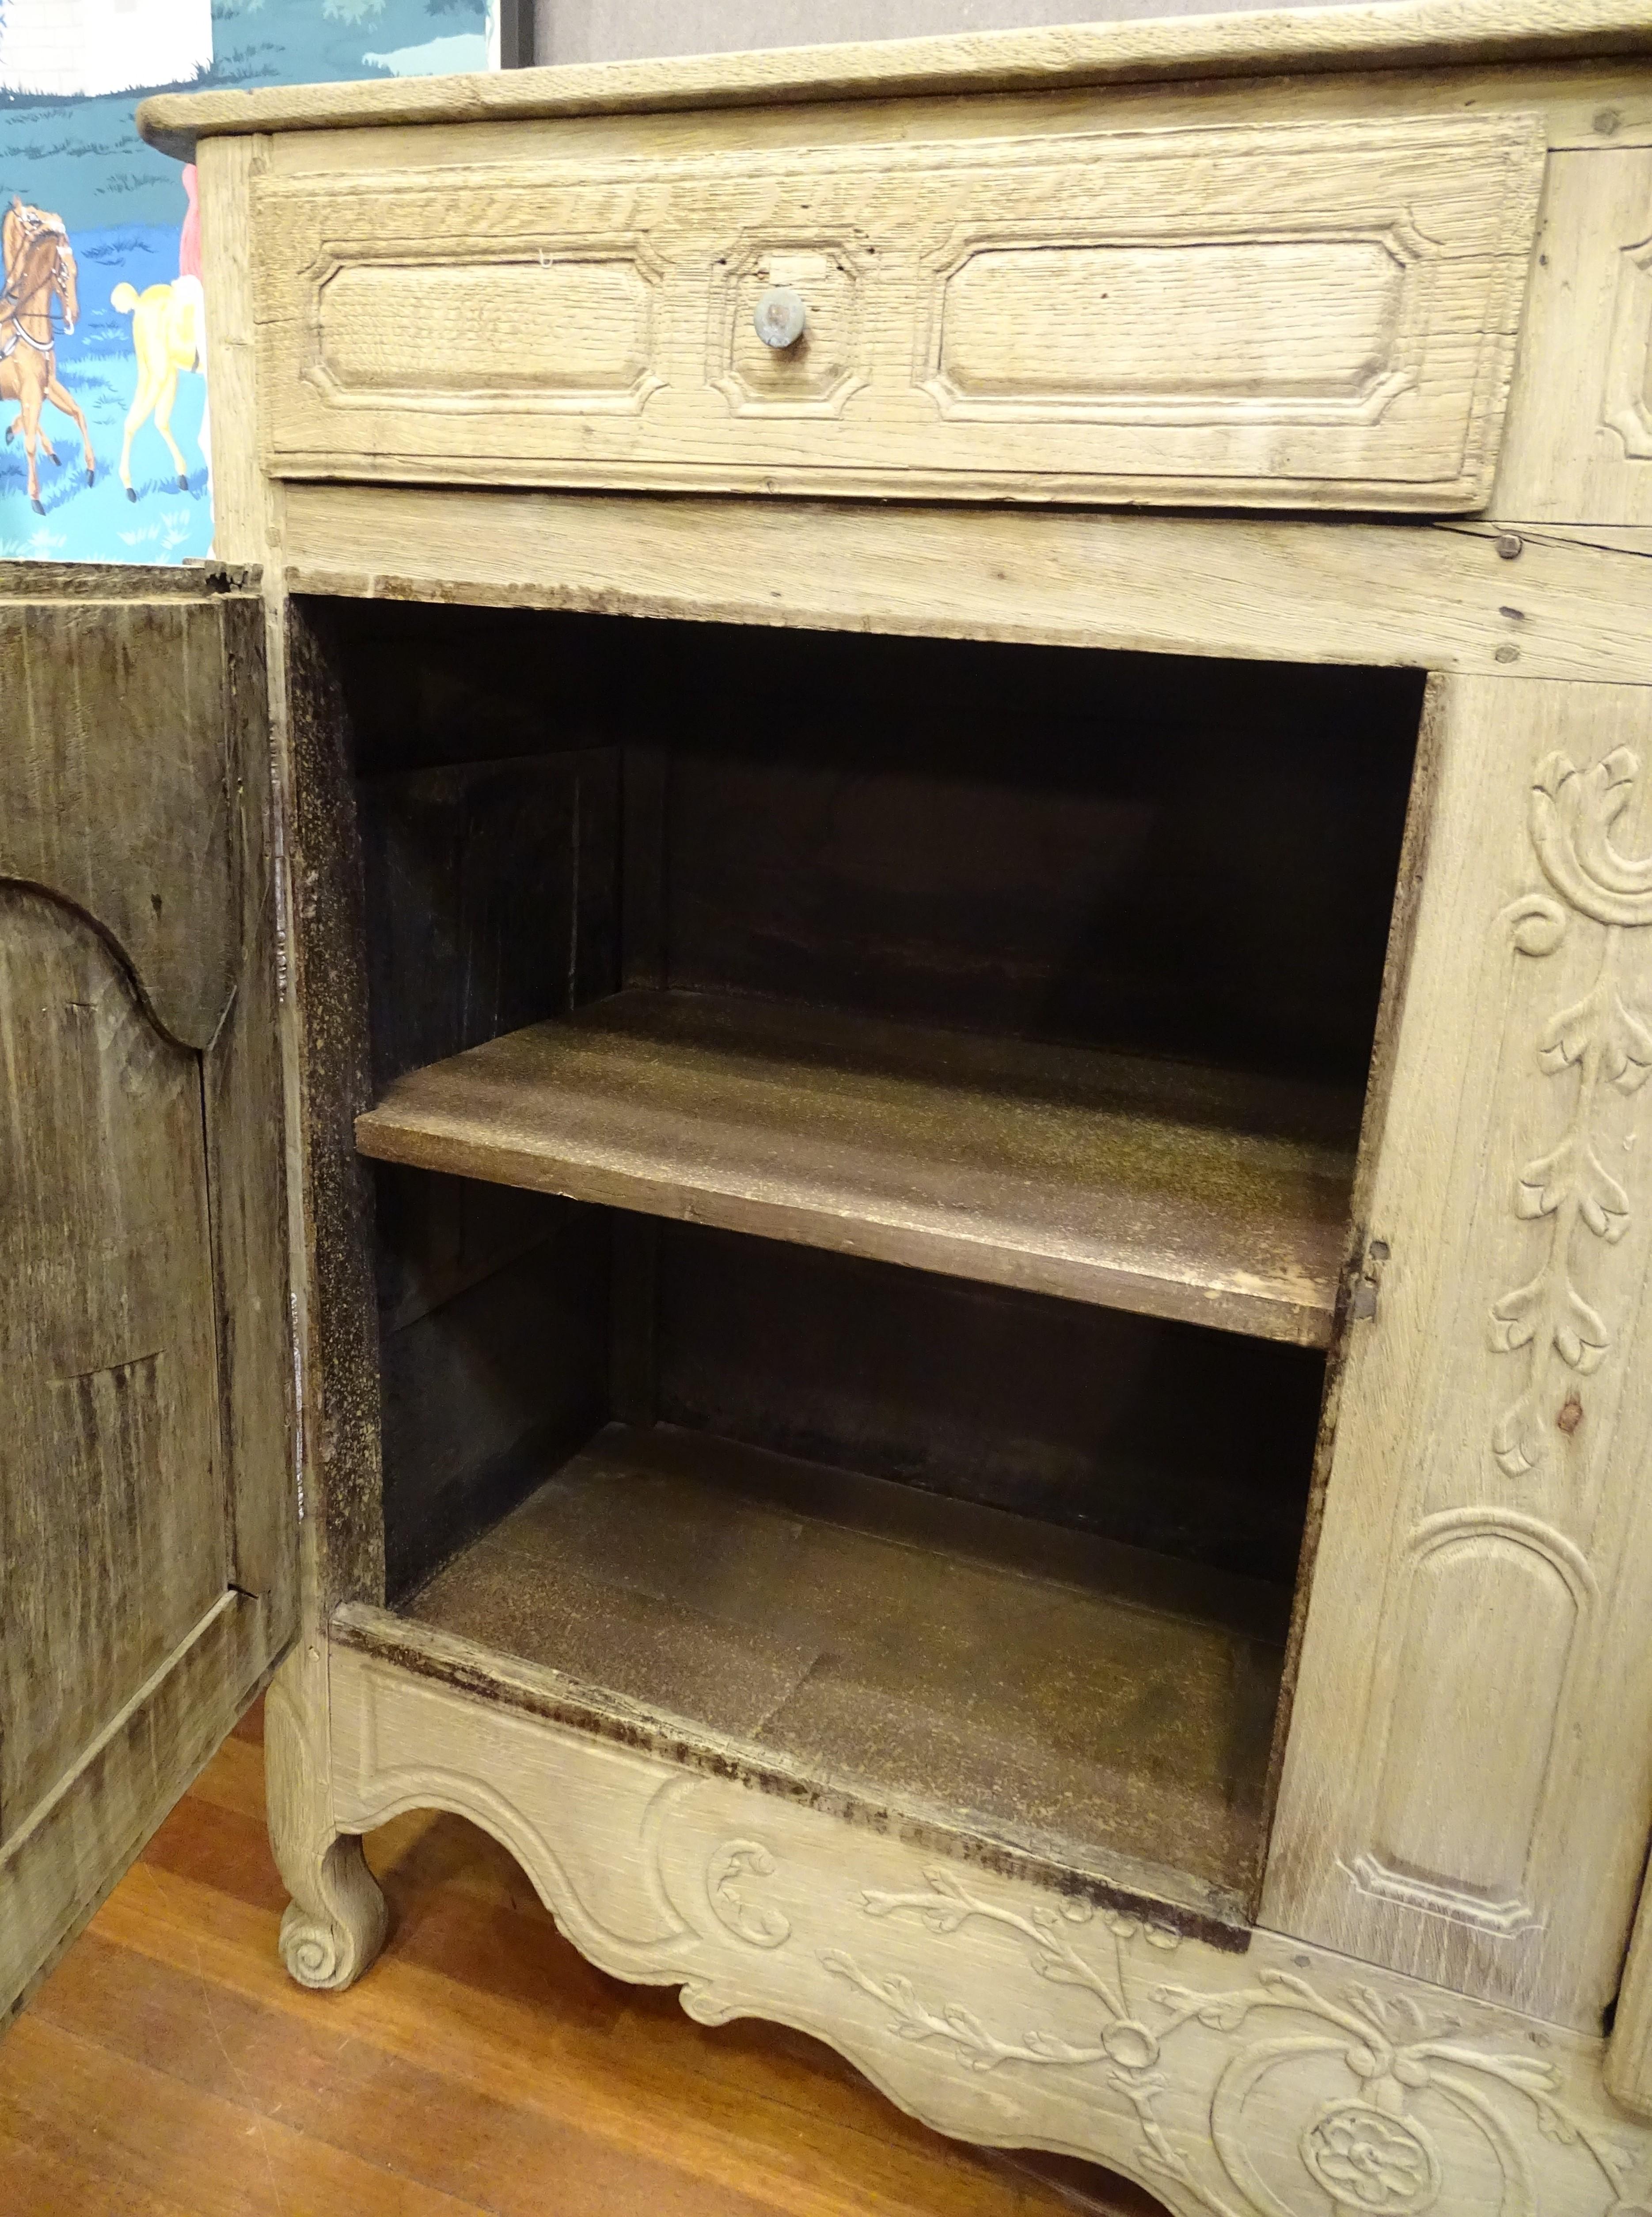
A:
[{"left": 8, "top": 5, "right": 1652, "bottom": 2212}]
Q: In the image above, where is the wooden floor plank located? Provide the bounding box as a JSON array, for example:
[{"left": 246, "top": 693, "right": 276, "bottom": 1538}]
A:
[
  {"left": 0, "top": 2126, "right": 201, "bottom": 2217},
  {"left": 0, "top": 2014, "right": 498, "bottom": 2217},
  {"left": 5, "top": 1703, "right": 1161, "bottom": 2217}
]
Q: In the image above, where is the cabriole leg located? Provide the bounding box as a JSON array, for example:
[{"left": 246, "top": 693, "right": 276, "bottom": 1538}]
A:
[{"left": 265, "top": 1643, "right": 386, "bottom": 1991}]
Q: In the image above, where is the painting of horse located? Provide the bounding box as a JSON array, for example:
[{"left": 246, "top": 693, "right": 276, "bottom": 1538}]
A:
[
  {"left": 0, "top": 198, "right": 95, "bottom": 512},
  {"left": 0, "top": 0, "right": 489, "bottom": 560},
  {"left": 111, "top": 275, "right": 206, "bottom": 499}
]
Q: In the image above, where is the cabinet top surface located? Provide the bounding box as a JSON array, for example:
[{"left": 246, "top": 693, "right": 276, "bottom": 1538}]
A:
[{"left": 138, "top": 0, "right": 1652, "bottom": 159}]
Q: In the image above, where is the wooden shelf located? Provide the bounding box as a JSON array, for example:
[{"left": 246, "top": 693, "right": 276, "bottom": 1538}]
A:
[
  {"left": 357, "top": 988, "right": 1360, "bottom": 1347},
  {"left": 384, "top": 1420, "right": 1291, "bottom": 1926}
]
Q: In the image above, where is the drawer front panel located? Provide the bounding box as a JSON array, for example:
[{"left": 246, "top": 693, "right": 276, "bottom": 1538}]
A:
[{"left": 255, "top": 112, "right": 1544, "bottom": 510}]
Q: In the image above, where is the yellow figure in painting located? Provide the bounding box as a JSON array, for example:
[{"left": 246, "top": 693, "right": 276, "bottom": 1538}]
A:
[{"left": 111, "top": 274, "right": 207, "bottom": 501}]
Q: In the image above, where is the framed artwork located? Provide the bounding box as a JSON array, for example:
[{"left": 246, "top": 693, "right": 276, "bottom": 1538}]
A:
[{"left": 0, "top": 0, "right": 494, "bottom": 561}]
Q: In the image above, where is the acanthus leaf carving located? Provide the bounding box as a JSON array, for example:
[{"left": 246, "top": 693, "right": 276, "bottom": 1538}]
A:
[
  {"left": 1491, "top": 749, "right": 1652, "bottom": 1478},
  {"left": 706, "top": 1837, "right": 792, "bottom": 1949}
]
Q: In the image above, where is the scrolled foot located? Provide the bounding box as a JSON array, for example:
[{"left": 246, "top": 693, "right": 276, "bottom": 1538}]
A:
[
  {"left": 266, "top": 1649, "right": 387, "bottom": 1996},
  {"left": 277, "top": 1835, "right": 387, "bottom": 1992}
]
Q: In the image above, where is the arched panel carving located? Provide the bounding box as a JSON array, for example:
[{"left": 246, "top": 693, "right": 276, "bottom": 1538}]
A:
[
  {"left": 1364, "top": 1515, "right": 1590, "bottom": 1932},
  {"left": 0, "top": 593, "right": 254, "bottom": 1050},
  {"left": 0, "top": 884, "right": 226, "bottom": 1835}
]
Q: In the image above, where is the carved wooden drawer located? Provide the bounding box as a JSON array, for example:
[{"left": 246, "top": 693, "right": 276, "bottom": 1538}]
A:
[{"left": 254, "top": 111, "right": 1545, "bottom": 512}]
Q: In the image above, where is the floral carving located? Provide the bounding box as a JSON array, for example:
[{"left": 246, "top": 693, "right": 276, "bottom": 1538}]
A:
[
  {"left": 1299, "top": 2101, "right": 1440, "bottom": 2214},
  {"left": 818, "top": 1866, "right": 1647, "bottom": 2217},
  {"left": 1491, "top": 749, "right": 1652, "bottom": 1478}
]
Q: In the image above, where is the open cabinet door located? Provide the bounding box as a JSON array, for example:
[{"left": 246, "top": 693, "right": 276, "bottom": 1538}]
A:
[{"left": 0, "top": 563, "right": 293, "bottom": 2025}]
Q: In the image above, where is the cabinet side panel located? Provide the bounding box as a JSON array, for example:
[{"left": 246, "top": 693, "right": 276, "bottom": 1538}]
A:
[
  {"left": 285, "top": 601, "right": 384, "bottom": 1612},
  {"left": 205, "top": 595, "right": 295, "bottom": 1641},
  {"left": 199, "top": 133, "right": 272, "bottom": 566},
  {"left": 1608, "top": 1864, "right": 1652, "bottom": 2116},
  {"left": 1263, "top": 675, "right": 1652, "bottom": 2033}
]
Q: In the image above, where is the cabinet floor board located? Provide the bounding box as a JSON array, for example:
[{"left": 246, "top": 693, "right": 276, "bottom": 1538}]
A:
[
  {"left": 5, "top": 1708, "right": 1155, "bottom": 2216},
  {"left": 400, "top": 1420, "right": 1288, "bottom": 1916},
  {"left": 357, "top": 988, "right": 1358, "bottom": 1347}
]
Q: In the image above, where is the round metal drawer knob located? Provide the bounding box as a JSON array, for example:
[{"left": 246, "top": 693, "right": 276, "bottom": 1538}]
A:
[{"left": 754, "top": 286, "right": 807, "bottom": 350}]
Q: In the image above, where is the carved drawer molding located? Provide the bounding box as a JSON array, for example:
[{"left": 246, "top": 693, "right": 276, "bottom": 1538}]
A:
[{"left": 254, "top": 111, "right": 1544, "bottom": 512}]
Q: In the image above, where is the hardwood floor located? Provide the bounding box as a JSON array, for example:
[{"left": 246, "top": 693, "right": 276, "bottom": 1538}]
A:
[{"left": 4, "top": 1701, "right": 1163, "bottom": 2216}]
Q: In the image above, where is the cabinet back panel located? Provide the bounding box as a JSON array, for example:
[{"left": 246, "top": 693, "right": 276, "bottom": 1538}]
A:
[
  {"left": 649, "top": 643, "right": 1419, "bottom": 1088},
  {"left": 357, "top": 751, "right": 619, "bottom": 1095},
  {"left": 375, "top": 1166, "right": 612, "bottom": 1601},
  {"left": 654, "top": 1222, "right": 1322, "bottom": 1588},
  {"left": 325, "top": 598, "right": 1421, "bottom": 1088}
]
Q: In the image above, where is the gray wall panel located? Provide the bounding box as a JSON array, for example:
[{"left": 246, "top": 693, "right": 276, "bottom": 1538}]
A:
[{"left": 535, "top": 0, "right": 1393, "bottom": 67}]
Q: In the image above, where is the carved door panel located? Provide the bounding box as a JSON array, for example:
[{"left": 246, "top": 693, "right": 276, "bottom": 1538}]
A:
[
  {"left": 0, "top": 567, "right": 292, "bottom": 2026},
  {"left": 1264, "top": 674, "right": 1652, "bottom": 2035}
]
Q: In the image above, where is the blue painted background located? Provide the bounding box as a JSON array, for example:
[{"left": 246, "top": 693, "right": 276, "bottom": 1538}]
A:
[{"left": 0, "top": 0, "right": 490, "bottom": 559}]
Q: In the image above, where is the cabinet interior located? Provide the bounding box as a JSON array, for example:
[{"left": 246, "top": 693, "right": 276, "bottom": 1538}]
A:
[{"left": 314, "top": 596, "right": 1424, "bottom": 1926}]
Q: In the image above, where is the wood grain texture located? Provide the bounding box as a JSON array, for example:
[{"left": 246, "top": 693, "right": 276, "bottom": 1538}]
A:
[
  {"left": 0, "top": 889, "right": 226, "bottom": 1839},
  {"left": 1610, "top": 1869, "right": 1652, "bottom": 2116},
  {"left": 280, "top": 484, "right": 1652, "bottom": 683},
  {"left": 0, "top": 594, "right": 246, "bottom": 1051},
  {"left": 650, "top": 1224, "right": 1324, "bottom": 1591},
  {"left": 11, "top": 1705, "right": 1159, "bottom": 2217},
  {"left": 253, "top": 113, "right": 1542, "bottom": 512},
  {"left": 0, "top": 1595, "right": 275, "bottom": 2034},
  {"left": 0, "top": 575, "right": 293, "bottom": 2027},
  {"left": 318, "top": 1637, "right": 1652, "bottom": 2217},
  {"left": 357, "top": 989, "right": 1358, "bottom": 1346},
  {"left": 1264, "top": 677, "right": 1652, "bottom": 2036},
  {"left": 231, "top": 61, "right": 1652, "bottom": 181},
  {"left": 198, "top": 128, "right": 387, "bottom": 2011},
  {"left": 375, "top": 1177, "right": 611, "bottom": 1601},
  {"left": 136, "top": 2, "right": 1652, "bottom": 161},
  {"left": 201, "top": 594, "right": 294, "bottom": 1643},
  {"left": 1492, "top": 145, "right": 1652, "bottom": 526},
  {"left": 1257, "top": 671, "right": 1448, "bottom": 1882},
  {"left": 197, "top": 134, "right": 273, "bottom": 569},
  {"left": 357, "top": 749, "right": 620, "bottom": 1095},
  {"left": 400, "top": 1418, "right": 1287, "bottom": 1924}
]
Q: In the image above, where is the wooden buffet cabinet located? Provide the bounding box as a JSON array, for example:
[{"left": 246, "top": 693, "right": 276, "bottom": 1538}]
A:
[{"left": 8, "top": 4, "right": 1652, "bottom": 2211}]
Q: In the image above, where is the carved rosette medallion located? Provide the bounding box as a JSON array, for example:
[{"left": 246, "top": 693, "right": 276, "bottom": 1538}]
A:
[
  {"left": 1492, "top": 749, "right": 1652, "bottom": 1479},
  {"left": 809, "top": 1865, "right": 1648, "bottom": 2217},
  {"left": 1298, "top": 2100, "right": 1441, "bottom": 2215}
]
